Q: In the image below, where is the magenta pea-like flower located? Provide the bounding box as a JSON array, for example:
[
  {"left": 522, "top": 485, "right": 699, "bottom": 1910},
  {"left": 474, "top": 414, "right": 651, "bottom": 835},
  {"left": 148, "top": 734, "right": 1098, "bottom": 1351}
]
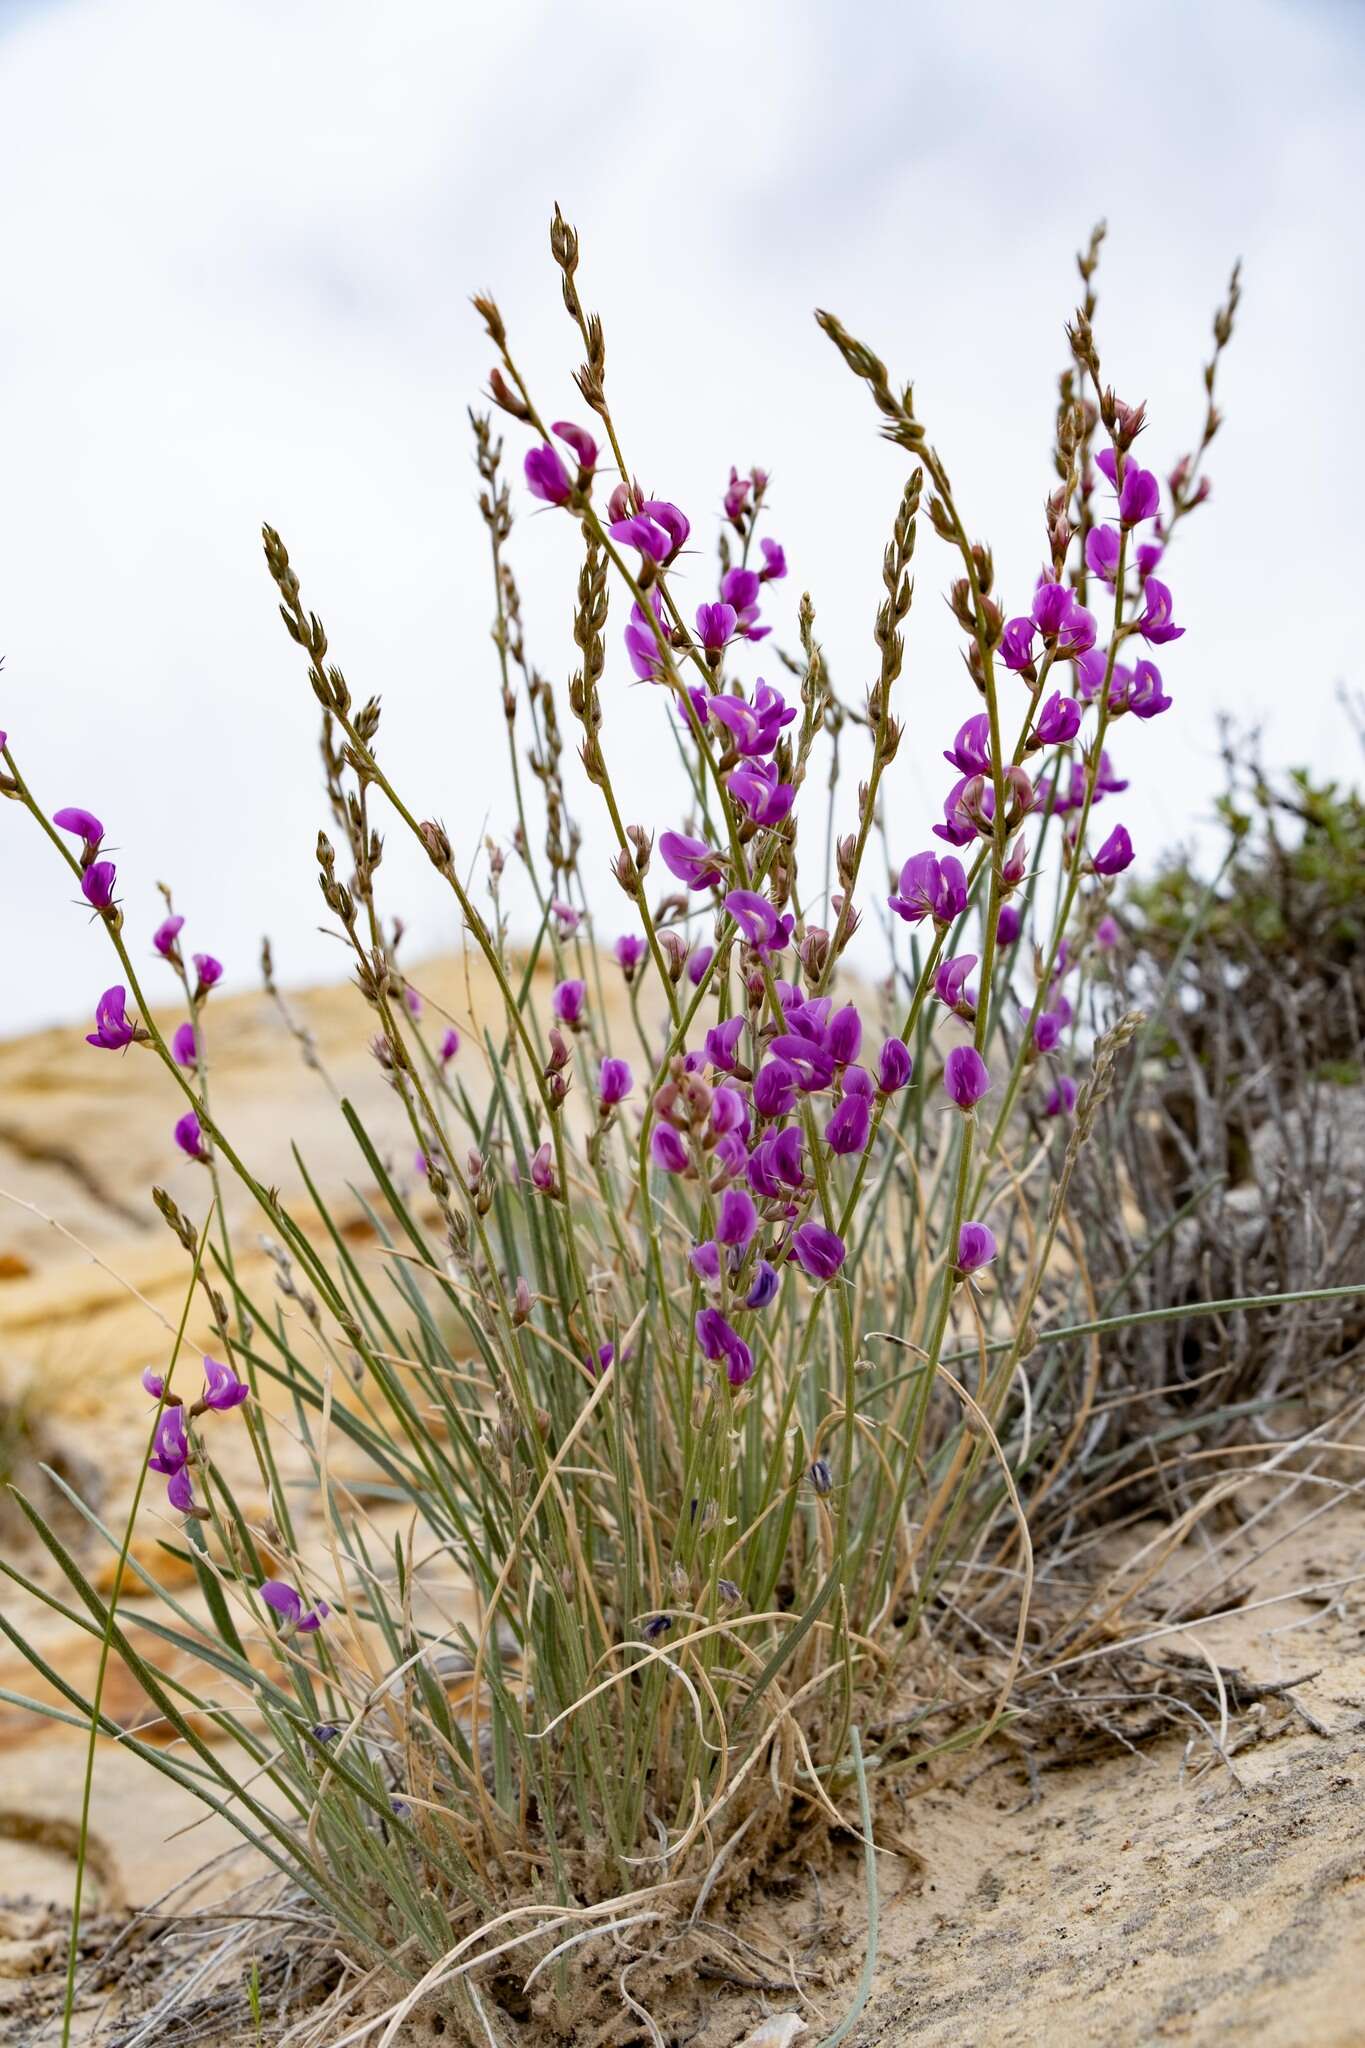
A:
[
  {"left": 599, "top": 1057, "right": 633, "bottom": 1109},
  {"left": 201, "top": 1354, "right": 249, "bottom": 1410},
  {"left": 530, "top": 1141, "right": 557, "bottom": 1194},
  {"left": 1137, "top": 578, "right": 1184, "bottom": 645},
  {"left": 956, "top": 1222, "right": 997, "bottom": 1274},
  {"left": 53, "top": 806, "right": 105, "bottom": 851},
  {"left": 695, "top": 1307, "right": 754, "bottom": 1388},
  {"left": 650, "top": 1124, "right": 689, "bottom": 1174},
  {"left": 86, "top": 985, "right": 139, "bottom": 1050},
  {"left": 934, "top": 954, "right": 977, "bottom": 1014},
  {"left": 696, "top": 601, "right": 737, "bottom": 653},
  {"left": 877, "top": 1038, "right": 913, "bottom": 1094},
  {"left": 1084, "top": 524, "right": 1121, "bottom": 583},
  {"left": 1033, "top": 691, "right": 1083, "bottom": 747},
  {"left": 172, "top": 1021, "right": 198, "bottom": 1066},
  {"left": 259, "top": 1580, "right": 329, "bottom": 1635},
  {"left": 1129, "top": 660, "right": 1172, "bottom": 720},
  {"left": 705, "top": 1016, "right": 745, "bottom": 1073},
  {"left": 174, "top": 1110, "right": 210, "bottom": 1162},
  {"left": 996, "top": 905, "right": 1022, "bottom": 947},
  {"left": 826, "top": 1090, "right": 872, "bottom": 1156},
  {"left": 552, "top": 978, "right": 586, "bottom": 1027},
  {"left": 726, "top": 759, "right": 794, "bottom": 827},
  {"left": 944, "top": 1045, "right": 991, "bottom": 1111},
  {"left": 152, "top": 914, "right": 184, "bottom": 958},
  {"left": 725, "top": 889, "right": 792, "bottom": 957},
  {"left": 944, "top": 714, "right": 992, "bottom": 779},
  {"left": 141, "top": 1366, "right": 166, "bottom": 1400},
  {"left": 1095, "top": 915, "right": 1120, "bottom": 949},
  {"left": 625, "top": 590, "right": 666, "bottom": 681},
  {"left": 193, "top": 952, "right": 223, "bottom": 992},
  {"left": 165, "top": 1465, "right": 197, "bottom": 1515},
  {"left": 80, "top": 861, "right": 118, "bottom": 912},
  {"left": 659, "top": 831, "right": 725, "bottom": 891},
  {"left": 1117, "top": 463, "right": 1160, "bottom": 528},
  {"left": 525, "top": 443, "right": 573, "bottom": 506},
  {"left": 1045, "top": 1076, "right": 1078, "bottom": 1116},
  {"left": 1092, "top": 824, "right": 1134, "bottom": 876},
  {"left": 553, "top": 420, "right": 598, "bottom": 472},
  {"left": 149, "top": 1404, "right": 190, "bottom": 1475},
  {"left": 716, "top": 1187, "right": 758, "bottom": 1248},
  {"left": 758, "top": 537, "right": 787, "bottom": 582},
  {"left": 439, "top": 1027, "right": 460, "bottom": 1063},
  {"left": 614, "top": 934, "right": 645, "bottom": 980},
  {"left": 788, "top": 1221, "right": 846, "bottom": 1283},
  {"left": 746, "top": 1260, "right": 780, "bottom": 1309},
  {"left": 889, "top": 850, "right": 968, "bottom": 927}
]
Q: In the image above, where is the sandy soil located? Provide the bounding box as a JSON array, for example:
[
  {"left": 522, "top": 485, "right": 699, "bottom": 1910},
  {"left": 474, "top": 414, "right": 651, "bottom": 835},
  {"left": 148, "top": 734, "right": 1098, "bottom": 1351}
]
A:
[{"left": 2, "top": 968, "right": 1362, "bottom": 2046}]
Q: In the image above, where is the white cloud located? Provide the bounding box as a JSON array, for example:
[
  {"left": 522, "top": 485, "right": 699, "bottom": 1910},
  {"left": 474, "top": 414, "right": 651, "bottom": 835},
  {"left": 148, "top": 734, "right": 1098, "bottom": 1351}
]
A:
[{"left": 1, "top": 0, "right": 1361, "bottom": 1031}]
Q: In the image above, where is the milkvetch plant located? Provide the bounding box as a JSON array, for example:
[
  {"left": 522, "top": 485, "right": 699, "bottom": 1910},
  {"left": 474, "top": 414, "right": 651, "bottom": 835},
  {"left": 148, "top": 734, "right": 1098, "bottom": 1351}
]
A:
[{"left": 2, "top": 217, "right": 1266, "bottom": 2042}]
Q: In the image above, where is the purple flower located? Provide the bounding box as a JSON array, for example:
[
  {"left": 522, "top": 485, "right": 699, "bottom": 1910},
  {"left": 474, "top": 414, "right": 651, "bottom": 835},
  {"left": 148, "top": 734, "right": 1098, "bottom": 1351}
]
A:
[
  {"left": 695, "top": 1307, "right": 754, "bottom": 1387},
  {"left": 193, "top": 953, "right": 223, "bottom": 991},
  {"left": 1033, "top": 691, "right": 1082, "bottom": 747},
  {"left": 625, "top": 590, "right": 666, "bottom": 681},
  {"left": 759, "top": 537, "right": 787, "bottom": 582},
  {"left": 706, "top": 680, "right": 794, "bottom": 758},
  {"left": 726, "top": 759, "right": 794, "bottom": 827},
  {"left": 1118, "top": 463, "right": 1160, "bottom": 528},
  {"left": 826, "top": 1090, "right": 872, "bottom": 1156},
  {"left": 614, "top": 934, "right": 645, "bottom": 980},
  {"left": 53, "top": 806, "right": 104, "bottom": 849},
  {"left": 201, "top": 1354, "right": 249, "bottom": 1410},
  {"left": 725, "top": 889, "right": 791, "bottom": 957},
  {"left": 153, "top": 915, "right": 184, "bottom": 958},
  {"left": 876, "top": 1038, "right": 913, "bottom": 1094},
  {"left": 934, "top": 954, "right": 977, "bottom": 1014},
  {"left": 259, "top": 1580, "right": 329, "bottom": 1635},
  {"left": 996, "top": 905, "right": 1022, "bottom": 947},
  {"left": 1137, "top": 578, "right": 1185, "bottom": 645},
  {"left": 80, "top": 861, "right": 117, "bottom": 912},
  {"left": 589, "top": 1342, "right": 617, "bottom": 1376},
  {"left": 659, "top": 831, "right": 725, "bottom": 891},
  {"left": 149, "top": 1405, "right": 190, "bottom": 1475},
  {"left": 166, "top": 1465, "right": 197, "bottom": 1515},
  {"left": 724, "top": 467, "right": 751, "bottom": 524},
  {"left": 552, "top": 979, "right": 586, "bottom": 1027},
  {"left": 788, "top": 1222, "right": 846, "bottom": 1283},
  {"left": 753, "top": 1058, "right": 798, "bottom": 1119},
  {"left": 553, "top": 420, "right": 598, "bottom": 473},
  {"left": 944, "top": 1045, "right": 991, "bottom": 1111},
  {"left": 609, "top": 511, "right": 673, "bottom": 564},
  {"left": 439, "top": 1027, "right": 460, "bottom": 1062},
  {"left": 640, "top": 498, "right": 690, "bottom": 560},
  {"left": 687, "top": 944, "right": 715, "bottom": 986},
  {"left": 710, "top": 1085, "right": 747, "bottom": 1135},
  {"left": 1032, "top": 1010, "right": 1064, "bottom": 1053},
  {"left": 141, "top": 1366, "right": 165, "bottom": 1399},
  {"left": 944, "top": 714, "right": 993, "bottom": 780},
  {"left": 530, "top": 1141, "right": 557, "bottom": 1194},
  {"left": 1095, "top": 914, "right": 1120, "bottom": 949},
  {"left": 1094, "top": 751, "right": 1129, "bottom": 798},
  {"left": 717, "top": 1187, "right": 758, "bottom": 1247},
  {"left": 1084, "top": 523, "right": 1121, "bottom": 584},
  {"left": 696, "top": 601, "right": 737, "bottom": 653},
  {"left": 748, "top": 1126, "right": 804, "bottom": 1197},
  {"left": 746, "top": 1259, "right": 780, "bottom": 1309},
  {"left": 705, "top": 1016, "right": 746, "bottom": 1073},
  {"left": 690, "top": 1240, "right": 722, "bottom": 1286},
  {"left": 1092, "top": 824, "right": 1134, "bottom": 876},
  {"left": 721, "top": 566, "right": 761, "bottom": 615},
  {"left": 650, "top": 1124, "right": 689, "bottom": 1174},
  {"left": 599, "top": 1057, "right": 633, "bottom": 1108},
  {"left": 174, "top": 1110, "right": 209, "bottom": 1162},
  {"left": 1128, "top": 659, "right": 1172, "bottom": 720},
  {"left": 1000, "top": 618, "right": 1037, "bottom": 674},
  {"left": 524, "top": 443, "right": 573, "bottom": 506},
  {"left": 1045, "top": 1075, "right": 1078, "bottom": 1116},
  {"left": 956, "top": 1222, "right": 997, "bottom": 1274},
  {"left": 86, "top": 985, "right": 138, "bottom": 1050},
  {"left": 172, "top": 1021, "right": 198, "bottom": 1066},
  {"left": 889, "top": 851, "right": 968, "bottom": 927}
]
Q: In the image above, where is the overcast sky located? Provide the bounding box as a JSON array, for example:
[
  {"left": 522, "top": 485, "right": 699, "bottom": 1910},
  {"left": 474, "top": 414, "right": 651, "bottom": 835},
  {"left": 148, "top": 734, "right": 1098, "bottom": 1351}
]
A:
[{"left": 1, "top": 0, "right": 1361, "bottom": 1035}]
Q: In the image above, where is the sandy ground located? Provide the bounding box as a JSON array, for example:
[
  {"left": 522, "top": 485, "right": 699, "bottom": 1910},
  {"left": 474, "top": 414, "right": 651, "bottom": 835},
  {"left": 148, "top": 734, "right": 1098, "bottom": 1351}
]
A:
[{"left": 1, "top": 968, "right": 1363, "bottom": 2045}]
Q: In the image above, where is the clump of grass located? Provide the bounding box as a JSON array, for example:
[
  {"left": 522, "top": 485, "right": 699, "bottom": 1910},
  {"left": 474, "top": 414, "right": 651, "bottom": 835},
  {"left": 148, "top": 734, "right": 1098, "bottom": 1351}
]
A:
[{"left": 9, "top": 216, "right": 1350, "bottom": 2045}]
